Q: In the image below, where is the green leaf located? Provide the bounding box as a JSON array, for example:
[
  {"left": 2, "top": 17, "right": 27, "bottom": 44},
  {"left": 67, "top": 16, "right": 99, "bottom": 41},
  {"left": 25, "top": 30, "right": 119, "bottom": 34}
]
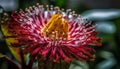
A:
[{"left": 56, "top": 0, "right": 67, "bottom": 8}]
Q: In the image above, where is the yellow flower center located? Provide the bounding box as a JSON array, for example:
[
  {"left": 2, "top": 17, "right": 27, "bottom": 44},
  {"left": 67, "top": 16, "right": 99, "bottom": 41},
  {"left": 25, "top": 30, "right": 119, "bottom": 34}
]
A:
[{"left": 42, "top": 14, "right": 69, "bottom": 41}]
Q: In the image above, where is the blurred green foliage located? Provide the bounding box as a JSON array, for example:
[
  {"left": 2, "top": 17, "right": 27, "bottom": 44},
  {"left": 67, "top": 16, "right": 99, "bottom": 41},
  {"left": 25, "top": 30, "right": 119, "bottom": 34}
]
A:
[{"left": 1, "top": 0, "right": 120, "bottom": 69}]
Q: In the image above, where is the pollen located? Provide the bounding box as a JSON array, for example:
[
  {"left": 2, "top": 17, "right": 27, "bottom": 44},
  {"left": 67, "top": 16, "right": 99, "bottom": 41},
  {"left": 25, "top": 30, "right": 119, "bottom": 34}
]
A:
[{"left": 42, "top": 14, "right": 69, "bottom": 41}]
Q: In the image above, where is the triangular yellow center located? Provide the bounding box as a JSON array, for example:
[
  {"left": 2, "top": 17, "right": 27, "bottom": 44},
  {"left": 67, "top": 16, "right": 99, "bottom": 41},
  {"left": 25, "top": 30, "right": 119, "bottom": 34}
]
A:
[{"left": 42, "top": 14, "right": 69, "bottom": 41}]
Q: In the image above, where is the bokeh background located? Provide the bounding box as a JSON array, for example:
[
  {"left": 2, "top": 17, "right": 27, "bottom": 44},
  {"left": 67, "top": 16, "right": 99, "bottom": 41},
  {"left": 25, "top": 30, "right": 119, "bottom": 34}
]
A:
[{"left": 0, "top": 0, "right": 120, "bottom": 69}]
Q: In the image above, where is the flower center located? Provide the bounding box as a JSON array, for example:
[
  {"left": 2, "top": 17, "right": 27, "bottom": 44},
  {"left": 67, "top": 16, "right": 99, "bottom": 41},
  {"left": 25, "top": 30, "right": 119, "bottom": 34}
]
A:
[{"left": 42, "top": 14, "right": 69, "bottom": 41}]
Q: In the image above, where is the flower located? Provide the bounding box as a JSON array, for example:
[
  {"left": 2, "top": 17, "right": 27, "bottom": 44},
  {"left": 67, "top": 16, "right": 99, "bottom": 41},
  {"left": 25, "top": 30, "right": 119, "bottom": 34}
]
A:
[{"left": 2, "top": 4, "right": 101, "bottom": 69}]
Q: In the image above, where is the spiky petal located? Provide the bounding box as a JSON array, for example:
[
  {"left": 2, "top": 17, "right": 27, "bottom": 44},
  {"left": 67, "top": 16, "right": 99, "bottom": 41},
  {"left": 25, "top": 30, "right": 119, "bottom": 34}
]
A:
[{"left": 1, "top": 4, "right": 101, "bottom": 69}]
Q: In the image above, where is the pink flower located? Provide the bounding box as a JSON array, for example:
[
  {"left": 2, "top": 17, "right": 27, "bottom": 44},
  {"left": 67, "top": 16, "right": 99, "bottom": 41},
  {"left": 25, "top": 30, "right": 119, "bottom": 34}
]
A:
[{"left": 4, "top": 4, "right": 101, "bottom": 69}]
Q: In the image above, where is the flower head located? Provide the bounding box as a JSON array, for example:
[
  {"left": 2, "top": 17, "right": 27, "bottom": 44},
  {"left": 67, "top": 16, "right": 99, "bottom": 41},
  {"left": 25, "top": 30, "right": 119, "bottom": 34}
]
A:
[{"left": 2, "top": 4, "right": 101, "bottom": 69}]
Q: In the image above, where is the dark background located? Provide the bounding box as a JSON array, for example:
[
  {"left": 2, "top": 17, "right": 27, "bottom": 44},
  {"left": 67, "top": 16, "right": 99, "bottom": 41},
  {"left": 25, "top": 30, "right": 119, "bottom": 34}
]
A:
[{"left": 0, "top": 0, "right": 120, "bottom": 69}]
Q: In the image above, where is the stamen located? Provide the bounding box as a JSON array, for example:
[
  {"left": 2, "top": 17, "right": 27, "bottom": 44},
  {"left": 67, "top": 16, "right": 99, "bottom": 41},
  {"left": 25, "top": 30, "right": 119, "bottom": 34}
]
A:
[{"left": 42, "top": 14, "right": 69, "bottom": 44}]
